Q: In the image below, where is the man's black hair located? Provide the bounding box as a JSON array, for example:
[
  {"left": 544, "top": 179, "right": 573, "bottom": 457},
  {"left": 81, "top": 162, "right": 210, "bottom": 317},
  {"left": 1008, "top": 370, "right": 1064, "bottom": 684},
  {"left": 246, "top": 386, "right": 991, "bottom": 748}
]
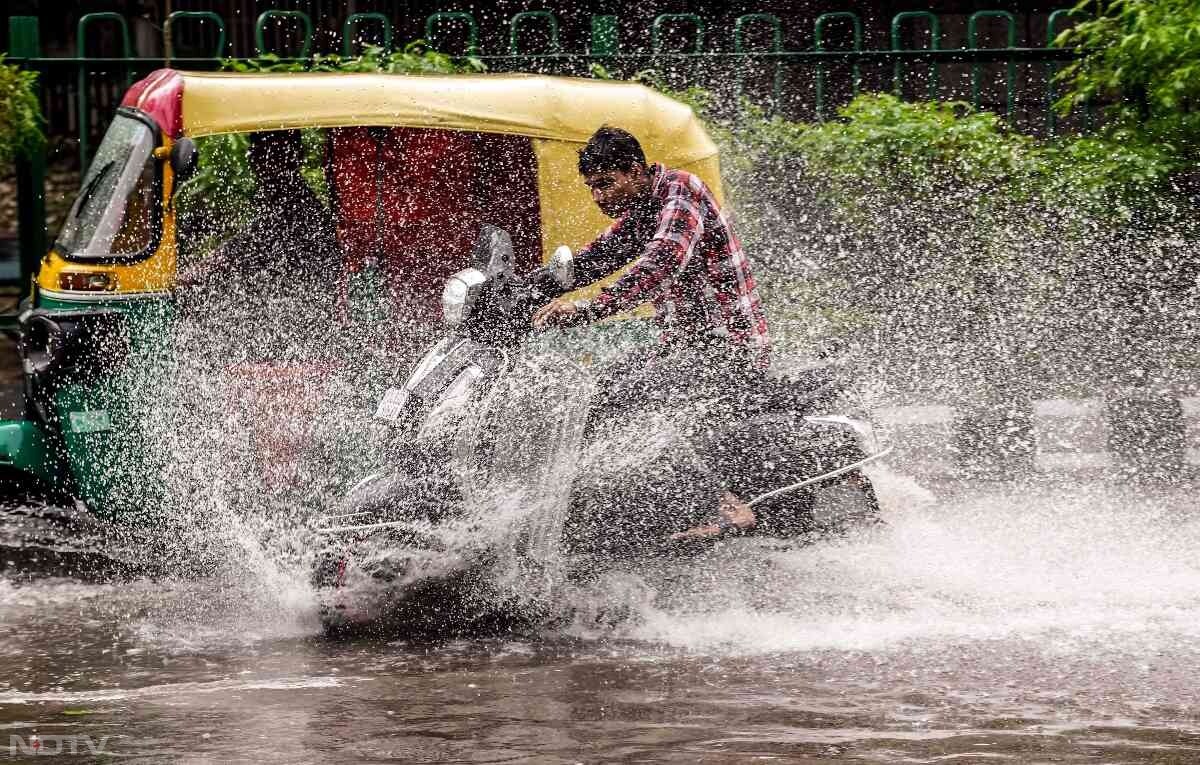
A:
[{"left": 577, "top": 126, "right": 648, "bottom": 175}]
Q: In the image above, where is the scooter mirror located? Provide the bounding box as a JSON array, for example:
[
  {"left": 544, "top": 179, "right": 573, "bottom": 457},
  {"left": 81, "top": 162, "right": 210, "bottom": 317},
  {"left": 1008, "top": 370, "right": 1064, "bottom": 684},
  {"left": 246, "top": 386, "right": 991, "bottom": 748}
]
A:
[
  {"left": 471, "top": 225, "right": 515, "bottom": 285},
  {"left": 549, "top": 245, "right": 574, "bottom": 290},
  {"left": 169, "top": 137, "right": 199, "bottom": 191}
]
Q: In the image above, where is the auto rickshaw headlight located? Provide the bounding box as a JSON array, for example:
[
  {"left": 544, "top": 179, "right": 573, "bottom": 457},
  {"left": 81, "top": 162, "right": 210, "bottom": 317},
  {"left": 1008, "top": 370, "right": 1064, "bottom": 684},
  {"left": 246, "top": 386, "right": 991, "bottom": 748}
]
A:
[
  {"left": 442, "top": 268, "right": 487, "bottom": 328},
  {"left": 58, "top": 271, "right": 115, "bottom": 292}
]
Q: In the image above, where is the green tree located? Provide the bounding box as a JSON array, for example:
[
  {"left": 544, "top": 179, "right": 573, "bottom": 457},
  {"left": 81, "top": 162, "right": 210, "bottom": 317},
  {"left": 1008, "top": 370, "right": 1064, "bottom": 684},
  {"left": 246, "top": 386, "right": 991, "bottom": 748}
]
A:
[
  {"left": 1055, "top": 0, "right": 1200, "bottom": 163},
  {"left": 664, "top": 87, "right": 1197, "bottom": 398},
  {"left": 0, "top": 54, "right": 43, "bottom": 168}
]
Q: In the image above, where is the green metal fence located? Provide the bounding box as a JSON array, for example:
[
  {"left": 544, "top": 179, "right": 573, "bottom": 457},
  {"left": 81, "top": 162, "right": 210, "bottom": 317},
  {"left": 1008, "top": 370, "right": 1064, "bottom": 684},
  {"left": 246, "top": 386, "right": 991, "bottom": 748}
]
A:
[{"left": 4, "top": 8, "right": 1085, "bottom": 287}]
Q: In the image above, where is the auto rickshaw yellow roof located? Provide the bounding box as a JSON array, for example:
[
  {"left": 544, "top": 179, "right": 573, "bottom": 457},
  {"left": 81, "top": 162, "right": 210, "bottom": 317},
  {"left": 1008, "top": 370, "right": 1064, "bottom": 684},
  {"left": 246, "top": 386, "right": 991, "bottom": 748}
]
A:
[
  {"left": 170, "top": 71, "right": 718, "bottom": 167},
  {"left": 97, "top": 69, "right": 724, "bottom": 300}
]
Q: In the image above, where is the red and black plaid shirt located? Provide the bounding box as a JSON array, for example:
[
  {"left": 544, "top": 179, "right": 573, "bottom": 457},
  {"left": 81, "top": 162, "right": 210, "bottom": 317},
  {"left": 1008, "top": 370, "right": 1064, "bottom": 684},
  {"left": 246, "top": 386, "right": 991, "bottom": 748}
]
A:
[{"left": 575, "top": 163, "right": 771, "bottom": 369}]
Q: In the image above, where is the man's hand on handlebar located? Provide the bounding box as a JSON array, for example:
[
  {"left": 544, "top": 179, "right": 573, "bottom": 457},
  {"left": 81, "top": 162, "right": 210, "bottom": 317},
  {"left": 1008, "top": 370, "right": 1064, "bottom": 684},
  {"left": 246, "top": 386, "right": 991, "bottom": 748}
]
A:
[{"left": 532, "top": 298, "right": 581, "bottom": 330}]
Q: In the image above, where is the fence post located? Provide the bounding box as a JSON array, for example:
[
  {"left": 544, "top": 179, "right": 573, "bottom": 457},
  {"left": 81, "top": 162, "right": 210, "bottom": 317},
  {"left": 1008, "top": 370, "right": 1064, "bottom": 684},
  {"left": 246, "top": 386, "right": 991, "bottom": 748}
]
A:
[
  {"left": 76, "top": 12, "right": 132, "bottom": 173},
  {"left": 424, "top": 12, "right": 480, "bottom": 56},
  {"left": 651, "top": 14, "right": 706, "bottom": 87},
  {"left": 1045, "top": 8, "right": 1087, "bottom": 135},
  {"left": 590, "top": 15, "right": 619, "bottom": 55},
  {"left": 890, "top": 11, "right": 940, "bottom": 100},
  {"left": 342, "top": 12, "right": 392, "bottom": 57},
  {"left": 651, "top": 13, "right": 706, "bottom": 53},
  {"left": 968, "top": 10, "right": 1017, "bottom": 122},
  {"left": 255, "top": 10, "right": 313, "bottom": 58},
  {"left": 814, "top": 12, "right": 862, "bottom": 121},
  {"left": 165, "top": 11, "right": 227, "bottom": 62},
  {"left": 9, "top": 16, "right": 46, "bottom": 293},
  {"left": 509, "top": 11, "right": 560, "bottom": 55},
  {"left": 733, "top": 13, "right": 783, "bottom": 112}
]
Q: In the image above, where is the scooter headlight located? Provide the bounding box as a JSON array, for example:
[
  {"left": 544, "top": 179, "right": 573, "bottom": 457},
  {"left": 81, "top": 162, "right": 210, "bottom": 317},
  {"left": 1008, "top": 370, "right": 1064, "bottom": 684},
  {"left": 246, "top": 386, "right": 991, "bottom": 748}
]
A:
[
  {"left": 549, "top": 245, "right": 574, "bottom": 290},
  {"left": 442, "top": 268, "right": 487, "bottom": 328}
]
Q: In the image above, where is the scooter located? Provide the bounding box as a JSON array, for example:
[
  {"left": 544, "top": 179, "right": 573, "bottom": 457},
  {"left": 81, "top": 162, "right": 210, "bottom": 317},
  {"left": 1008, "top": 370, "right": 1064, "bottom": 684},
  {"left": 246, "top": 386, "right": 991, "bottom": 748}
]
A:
[{"left": 312, "top": 226, "right": 890, "bottom": 636}]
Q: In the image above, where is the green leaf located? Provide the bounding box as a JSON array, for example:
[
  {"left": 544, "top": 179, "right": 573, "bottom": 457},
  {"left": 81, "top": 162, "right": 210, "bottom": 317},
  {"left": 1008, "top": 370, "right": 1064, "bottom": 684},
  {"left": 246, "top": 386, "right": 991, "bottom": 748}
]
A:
[{"left": 0, "top": 54, "right": 46, "bottom": 166}]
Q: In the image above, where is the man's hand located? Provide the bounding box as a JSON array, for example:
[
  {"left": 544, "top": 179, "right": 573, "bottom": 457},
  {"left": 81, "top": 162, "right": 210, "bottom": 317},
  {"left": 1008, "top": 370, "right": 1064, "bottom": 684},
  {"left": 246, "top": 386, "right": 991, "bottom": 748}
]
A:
[
  {"left": 532, "top": 298, "right": 580, "bottom": 329},
  {"left": 669, "top": 491, "right": 756, "bottom": 541}
]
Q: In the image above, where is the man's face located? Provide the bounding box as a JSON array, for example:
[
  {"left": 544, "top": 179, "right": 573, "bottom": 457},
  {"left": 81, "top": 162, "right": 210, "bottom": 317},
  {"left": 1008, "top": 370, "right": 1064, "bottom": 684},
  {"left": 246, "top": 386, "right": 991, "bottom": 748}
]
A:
[{"left": 584, "top": 165, "right": 647, "bottom": 218}]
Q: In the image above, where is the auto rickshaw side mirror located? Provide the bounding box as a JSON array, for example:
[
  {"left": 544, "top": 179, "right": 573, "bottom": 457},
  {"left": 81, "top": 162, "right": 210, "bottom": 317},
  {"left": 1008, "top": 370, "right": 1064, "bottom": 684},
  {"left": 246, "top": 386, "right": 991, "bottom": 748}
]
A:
[
  {"left": 550, "top": 245, "right": 574, "bottom": 290},
  {"left": 169, "top": 137, "right": 199, "bottom": 191}
]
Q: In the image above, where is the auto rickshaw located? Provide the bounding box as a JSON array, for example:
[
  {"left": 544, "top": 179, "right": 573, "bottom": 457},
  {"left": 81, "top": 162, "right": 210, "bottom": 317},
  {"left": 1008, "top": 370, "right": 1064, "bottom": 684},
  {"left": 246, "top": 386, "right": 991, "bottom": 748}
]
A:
[{"left": 0, "top": 69, "right": 724, "bottom": 521}]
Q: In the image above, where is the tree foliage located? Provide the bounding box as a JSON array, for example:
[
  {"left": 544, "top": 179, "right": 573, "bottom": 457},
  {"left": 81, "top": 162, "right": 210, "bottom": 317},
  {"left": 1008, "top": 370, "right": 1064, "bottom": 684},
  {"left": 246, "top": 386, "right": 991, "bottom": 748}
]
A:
[
  {"left": 1055, "top": 0, "right": 1200, "bottom": 162},
  {"left": 0, "top": 54, "right": 44, "bottom": 168},
  {"left": 668, "top": 89, "right": 1198, "bottom": 396},
  {"left": 715, "top": 94, "right": 1175, "bottom": 220},
  {"left": 223, "top": 41, "right": 485, "bottom": 75}
]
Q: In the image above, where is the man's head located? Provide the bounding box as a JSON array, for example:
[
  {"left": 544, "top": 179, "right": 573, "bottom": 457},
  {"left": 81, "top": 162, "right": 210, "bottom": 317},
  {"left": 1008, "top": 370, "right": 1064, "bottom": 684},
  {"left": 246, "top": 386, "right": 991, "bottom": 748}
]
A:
[
  {"left": 247, "top": 129, "right": 305, "bottom": 191},
  {"left": 578, "top": 126, "right": 651, "bottom": 218}
]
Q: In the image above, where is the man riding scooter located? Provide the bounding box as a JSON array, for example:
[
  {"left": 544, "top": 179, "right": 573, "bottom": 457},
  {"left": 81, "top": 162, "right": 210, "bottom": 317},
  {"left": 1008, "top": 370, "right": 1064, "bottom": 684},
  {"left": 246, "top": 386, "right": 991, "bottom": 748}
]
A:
[{"left": 532, "top": 126, "right": 771, "bottom": 540}]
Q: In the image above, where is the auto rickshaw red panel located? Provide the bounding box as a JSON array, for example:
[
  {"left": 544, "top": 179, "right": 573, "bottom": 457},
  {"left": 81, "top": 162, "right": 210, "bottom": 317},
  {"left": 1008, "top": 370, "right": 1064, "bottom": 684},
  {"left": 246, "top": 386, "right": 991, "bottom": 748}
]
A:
[{"left": 328, "top": 127, "right": 541, "bottom": 310}]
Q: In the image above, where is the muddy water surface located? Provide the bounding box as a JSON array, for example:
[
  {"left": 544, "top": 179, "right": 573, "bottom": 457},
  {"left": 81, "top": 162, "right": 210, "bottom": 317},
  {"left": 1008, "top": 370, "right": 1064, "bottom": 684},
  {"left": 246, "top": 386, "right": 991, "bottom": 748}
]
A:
[{"left": 3, "top": 477, "right": 1199, "bottom": 763}]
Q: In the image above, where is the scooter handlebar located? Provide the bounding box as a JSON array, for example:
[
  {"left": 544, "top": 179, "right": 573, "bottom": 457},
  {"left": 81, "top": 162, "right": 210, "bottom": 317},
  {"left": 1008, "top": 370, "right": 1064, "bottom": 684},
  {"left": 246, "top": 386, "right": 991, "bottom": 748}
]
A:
[{"left": 517, "top": 266, "right": 574, "bottom": 307}]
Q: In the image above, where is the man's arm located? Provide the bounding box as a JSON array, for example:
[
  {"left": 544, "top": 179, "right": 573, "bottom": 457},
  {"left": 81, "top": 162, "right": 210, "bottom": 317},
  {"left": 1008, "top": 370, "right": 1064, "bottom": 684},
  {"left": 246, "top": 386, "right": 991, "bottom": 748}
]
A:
[
  {"left": 582, "top": 187, "right": 705, "bottom": 320},
  {"left": 570, "top": 216, "right": 638, "bottom": 287},
  {"left": 531, "top": 216, "right": 645, "bottom": 329}
]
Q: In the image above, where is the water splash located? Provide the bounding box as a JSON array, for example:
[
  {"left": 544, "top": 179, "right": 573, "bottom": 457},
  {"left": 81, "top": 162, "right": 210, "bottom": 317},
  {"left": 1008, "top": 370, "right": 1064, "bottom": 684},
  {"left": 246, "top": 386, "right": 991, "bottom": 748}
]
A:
[
  {"left": 7, "top": 107, "right": 1200, "bottom": 651},
  {"left": 16, "top": 282, "right": 1199, "bottom": 655},
  {"left": 568, "top": 470, "right": 1200, "bottom": 654}
]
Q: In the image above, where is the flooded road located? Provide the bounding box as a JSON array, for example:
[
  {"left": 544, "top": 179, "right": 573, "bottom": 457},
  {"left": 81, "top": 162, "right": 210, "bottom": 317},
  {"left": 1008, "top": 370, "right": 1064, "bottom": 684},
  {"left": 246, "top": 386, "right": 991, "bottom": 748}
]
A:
[{"left": 3, "top": 475, "right": 1200, "bottom": 763}]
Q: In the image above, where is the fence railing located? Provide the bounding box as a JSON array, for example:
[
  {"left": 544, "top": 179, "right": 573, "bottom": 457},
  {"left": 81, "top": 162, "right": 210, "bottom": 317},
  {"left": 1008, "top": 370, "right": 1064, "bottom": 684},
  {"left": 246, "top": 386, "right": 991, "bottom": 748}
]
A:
[
  {"left": 12, "top": 8, "right": 1087, "bottom": 155},
  {"left": 5, "top": 9, "right": 1086, "bottom": 286}
]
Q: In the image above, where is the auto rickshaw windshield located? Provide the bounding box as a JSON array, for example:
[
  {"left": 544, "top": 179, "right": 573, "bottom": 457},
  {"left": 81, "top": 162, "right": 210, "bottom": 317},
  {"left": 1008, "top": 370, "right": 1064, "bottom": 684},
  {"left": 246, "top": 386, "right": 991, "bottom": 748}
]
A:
[{"left": 55, "top": 113, "right": 160, "bottom": 261}]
